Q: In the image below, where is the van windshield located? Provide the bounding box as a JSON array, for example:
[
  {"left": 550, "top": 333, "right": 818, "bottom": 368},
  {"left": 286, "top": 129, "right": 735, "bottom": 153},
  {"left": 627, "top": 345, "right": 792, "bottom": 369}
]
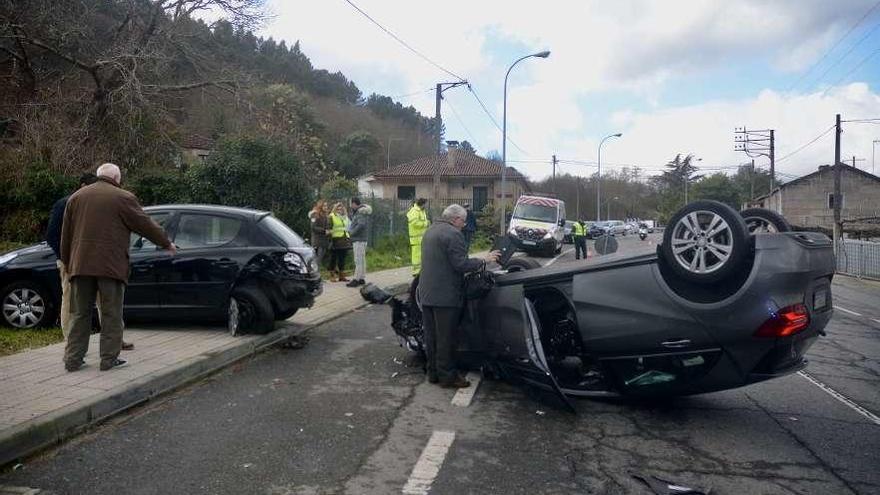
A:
[{"left": 512, "top": 203, "right": 557, "bottom": 223}]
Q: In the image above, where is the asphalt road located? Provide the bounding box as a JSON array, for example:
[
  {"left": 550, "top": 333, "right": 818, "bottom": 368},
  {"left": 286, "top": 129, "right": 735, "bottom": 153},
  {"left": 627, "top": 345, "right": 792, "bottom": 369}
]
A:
[{"left": 3, "top": 233, "right": 879, "bottom": 494}]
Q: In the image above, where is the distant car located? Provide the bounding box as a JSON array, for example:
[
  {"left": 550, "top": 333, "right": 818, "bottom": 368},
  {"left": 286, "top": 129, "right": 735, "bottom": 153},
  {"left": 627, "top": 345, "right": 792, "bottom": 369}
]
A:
[
  {"left": 0, "top": 205, "right": 322, "bottom": 335},
  {"left": 588, "top": 221, "right": 609, "bottom": 238},
  {"left": 563, "top": 220, "right": 575, "bottom": 244},
  {"left": 602, "top": 220, "right": 627, "bottom": 236}
]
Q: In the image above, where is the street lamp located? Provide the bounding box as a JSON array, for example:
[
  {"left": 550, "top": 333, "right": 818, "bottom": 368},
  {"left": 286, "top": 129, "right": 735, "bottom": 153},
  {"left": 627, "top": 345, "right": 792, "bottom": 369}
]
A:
[
  {"left": 386, "top": 136, "right": 403, "bottom": 169},
  {"left": 500, "top": 49, "right": 551, "bottom": 234},
  {"left": 873, "top": 139, "right": 879, "bottom": 175},
  {"left": 601, "top": 196, "right": 619, "bottom": 221},
  {"left": 596, "top": 133, "right": 622, "bottom": 222}
]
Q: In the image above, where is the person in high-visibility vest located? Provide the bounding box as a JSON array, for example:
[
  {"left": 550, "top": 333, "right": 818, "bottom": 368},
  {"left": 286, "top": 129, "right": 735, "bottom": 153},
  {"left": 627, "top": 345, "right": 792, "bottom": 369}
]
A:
[
  {"left": 407, "top": 198, "right": 430, "bottom": 275},
  {"left": 328, "top": 202, "right": 352, "bottom": 282},
  {"left": 573, "top": 219, "right": 588, "bottom": 260}
]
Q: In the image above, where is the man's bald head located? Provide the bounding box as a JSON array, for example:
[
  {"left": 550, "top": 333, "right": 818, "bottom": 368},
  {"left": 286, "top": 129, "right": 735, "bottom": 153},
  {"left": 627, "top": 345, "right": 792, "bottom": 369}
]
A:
[{"left": 96, "top": 163, "right": 121, "bottom": 183}]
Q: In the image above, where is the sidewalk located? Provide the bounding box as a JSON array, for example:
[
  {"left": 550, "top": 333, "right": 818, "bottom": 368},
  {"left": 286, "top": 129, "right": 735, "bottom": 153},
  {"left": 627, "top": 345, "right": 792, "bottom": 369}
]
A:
[{"left": 0, "top": 265, "right": 413, "bottom": 467}]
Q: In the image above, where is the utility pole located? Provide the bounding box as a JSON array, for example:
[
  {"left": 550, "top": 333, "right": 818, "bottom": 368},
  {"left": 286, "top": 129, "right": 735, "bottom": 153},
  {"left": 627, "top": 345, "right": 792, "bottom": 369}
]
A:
[
  {"left": 575, "top": 176, "right": 580, "bottom": 219},
  {"left": 750, "top": 159, "right": 755, "bottom": 200},
  {"left": 433, "top": 81, "right": 469, "bottom": 156},
  {"left": 833, "top": 114, "right": 842, "bottom": 255},
  {"left": 552, "top": 154, "right": 557, "bottom": 193},
  {"left": 734, "top": 127, "right": 776, "bottom": 192}
]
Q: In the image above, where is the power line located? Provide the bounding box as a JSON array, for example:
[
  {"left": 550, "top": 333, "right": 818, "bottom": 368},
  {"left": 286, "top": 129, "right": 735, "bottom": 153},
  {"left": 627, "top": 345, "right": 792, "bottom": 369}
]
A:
[
  {"left": 811, "top": 19, "right": 880, "bottom": 88},
  {"left": 775, "top": 125, "right": 836, "bottom": 164},
  {"left": 341, "top": 0, "right": 465, "bottom": 81},
  {"left": 389, "top": 88, "right": 433, "bottom": 100},
  {"left": 467, "top": 85, "right": 530, "bottom": 155},
  {"left": 444, "top": 98, "right": 482, "bottom": 151},
  {"left": 829, "top": 47, "right": 880, "bottom": 88},
  {"left": 787, "top": 0, "right": 880, "bottom": 91}
]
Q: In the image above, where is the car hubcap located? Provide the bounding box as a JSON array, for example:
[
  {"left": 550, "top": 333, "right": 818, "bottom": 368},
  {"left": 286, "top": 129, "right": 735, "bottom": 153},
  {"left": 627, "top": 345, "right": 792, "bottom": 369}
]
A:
[
  {"left": 671, "top": 211, "right": 733, "bottom": 274},
  {"left": 3, "top": 288, "right": 45, "bottom": 329},
  {"left": 228, "top": 298, "right": 240, "bottom": 336},
  {"left": 744, "top": 217, "right": 778, "bottom": 234}
]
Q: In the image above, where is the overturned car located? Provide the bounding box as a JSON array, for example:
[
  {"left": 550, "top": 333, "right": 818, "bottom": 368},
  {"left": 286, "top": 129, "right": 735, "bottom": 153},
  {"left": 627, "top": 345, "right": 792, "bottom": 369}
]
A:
[{"left": 363, "top": 200, "right": 834, "bottom": 405}]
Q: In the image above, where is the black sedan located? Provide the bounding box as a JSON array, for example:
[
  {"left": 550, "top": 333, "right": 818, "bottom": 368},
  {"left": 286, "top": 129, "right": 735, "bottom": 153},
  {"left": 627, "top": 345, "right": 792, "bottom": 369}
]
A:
[
  {"left": 366, "top": 201, "right": 834, "bottom": 406},
  {"left": 0, "top": 205, "right": 321, "bottom": 335}
]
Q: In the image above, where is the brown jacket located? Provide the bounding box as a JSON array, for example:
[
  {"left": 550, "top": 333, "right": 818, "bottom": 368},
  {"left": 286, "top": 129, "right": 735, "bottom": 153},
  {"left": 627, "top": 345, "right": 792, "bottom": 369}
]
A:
[{"left": 60, "top": 177, "right": 171, "bottom": 283}]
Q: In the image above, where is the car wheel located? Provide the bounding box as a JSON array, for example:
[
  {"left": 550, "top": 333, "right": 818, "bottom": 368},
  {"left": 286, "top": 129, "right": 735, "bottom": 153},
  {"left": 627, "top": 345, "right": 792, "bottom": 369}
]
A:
[
  {"left": 275, "top": 307, "right": 299, "bottom": 321},
  {"left": 1, "top": 280, "right": 56, "bottom": 329},
  {"left": 661, "top": 200, "right": 748, "bottom": 284},
  {"left": 505, "top": 257, "right": 541, "bottom": 272},
  {"left": 228, "top": 284, "right": 274, "bottom": 335},
  {"left": 592, "top": 235, "right": 618, "bottom": 255},
  {"left": 408, "top": 275, "right": 421, "bottom": 310},
  {"left": 740, "top": 208, "right": 792, "bottom": 234}
]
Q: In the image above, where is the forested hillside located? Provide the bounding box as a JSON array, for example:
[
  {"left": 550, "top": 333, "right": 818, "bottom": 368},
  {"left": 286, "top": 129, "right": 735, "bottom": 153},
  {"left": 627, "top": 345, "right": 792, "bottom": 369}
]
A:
[{"left": 0, "top": 0, "right": 438, "bottom": 240}]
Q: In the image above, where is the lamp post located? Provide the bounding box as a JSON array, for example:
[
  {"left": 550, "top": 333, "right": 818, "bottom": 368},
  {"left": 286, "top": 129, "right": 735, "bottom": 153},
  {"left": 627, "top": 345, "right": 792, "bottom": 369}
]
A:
[
  {"left": 601, "top": 196, "right": 619, "bottom": 221},
  {"left": 500, "top": 49, "right": 551, "bottom": 235},
  {"left": 596, "top": 133, "right": 622, "bottom": 222},
  {"left": 386, "top": 137, "right": 403, "bottom": 169},
  {"left": 873, "top": 139, "right": 879, "bottom": 175}
]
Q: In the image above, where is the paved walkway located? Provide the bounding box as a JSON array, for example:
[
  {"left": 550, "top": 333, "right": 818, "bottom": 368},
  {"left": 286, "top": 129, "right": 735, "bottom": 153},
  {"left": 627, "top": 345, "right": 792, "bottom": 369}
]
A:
[{"left": 0, "top": 265, "right": 413, "bottom": 466}]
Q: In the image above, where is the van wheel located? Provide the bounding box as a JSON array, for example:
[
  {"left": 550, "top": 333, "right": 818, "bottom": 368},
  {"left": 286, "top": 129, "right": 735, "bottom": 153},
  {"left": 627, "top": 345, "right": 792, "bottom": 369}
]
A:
[
  {"left": 740, "top": 208, "right": 791, "bottom": 234},
  {"left": 660, "top": 200, "right": 748, "bottom": 284},
  {"left": 229, "top": 284, "right": 274, "bottom": 335}
]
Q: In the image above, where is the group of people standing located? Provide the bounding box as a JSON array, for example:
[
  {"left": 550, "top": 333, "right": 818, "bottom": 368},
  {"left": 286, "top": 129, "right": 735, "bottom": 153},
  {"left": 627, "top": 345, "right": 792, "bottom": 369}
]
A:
[{"left": 308, "top": 197, "right": 372, "bottom": 287}]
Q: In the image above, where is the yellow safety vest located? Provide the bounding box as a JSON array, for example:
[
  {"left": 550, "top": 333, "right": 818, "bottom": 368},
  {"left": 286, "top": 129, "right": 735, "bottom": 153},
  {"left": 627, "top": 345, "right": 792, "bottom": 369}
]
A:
[
  {"left": 330, "top": 213, "right": 349, "bottom": 239},
  {"left": 573, "top": 222, "right": 586, "bottom": 237},
  {"left": 407, "top": 204, "right": 429, "bottom": 244}
]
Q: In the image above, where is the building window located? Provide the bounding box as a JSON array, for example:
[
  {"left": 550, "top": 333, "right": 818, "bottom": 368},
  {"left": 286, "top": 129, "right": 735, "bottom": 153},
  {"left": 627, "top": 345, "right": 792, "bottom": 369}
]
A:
[
  {"left": 827, "top": 193, "right": 845, "bottom": 209},
  {"left": 397, "top": 186, "right": 415, "bottom": 200}
]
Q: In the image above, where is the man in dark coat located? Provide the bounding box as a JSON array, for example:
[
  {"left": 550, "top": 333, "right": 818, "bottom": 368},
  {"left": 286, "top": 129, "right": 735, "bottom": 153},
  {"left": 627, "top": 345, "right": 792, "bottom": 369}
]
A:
[
  {"left": 418, "top": 204, "right": 499, "bottom": 388},
  {"left": 61, "top": 163, "right": 175, "bottom": 372},
  {"left": 462, "top": 203, "right": 477, "bottom": 251}
]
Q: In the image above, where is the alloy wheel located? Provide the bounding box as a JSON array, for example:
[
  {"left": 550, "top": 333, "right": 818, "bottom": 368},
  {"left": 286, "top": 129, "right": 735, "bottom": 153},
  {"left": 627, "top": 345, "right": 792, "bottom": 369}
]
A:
[
  {"left": 744, "top": 217, "right": 778, "bottom": 234},
  {"left": 228, "top": 298, "right": 240, "bottom": 336},
  {"left": 670, "top": 210, "right": 734, "bottom": 275},
  {"left": 2, "top": 287, "right": 46, "bottom": 329}
]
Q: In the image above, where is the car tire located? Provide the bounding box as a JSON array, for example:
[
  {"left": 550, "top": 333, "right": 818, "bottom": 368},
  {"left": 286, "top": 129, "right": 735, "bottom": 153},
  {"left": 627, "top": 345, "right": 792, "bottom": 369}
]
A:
[
  {"left": 555, "top": 242, "right": 562, "bottom": 254},
  {"left": 1, "top": 280, "right": 56, "bottom": 329},
  {"left": 505, "top": 257, "right": 541, "bottom": 272},
  {"left": 275, "top": 307, "right": 299, "bottom": 321},
  {"left": 228, "top": 284, "right": 274, "bottom": 336},
  {"left": 740, "top": 208, "right": 792, "bottom": 234},
  {"left": 661, "top": 200, "right": 749, "bottom": 284}
]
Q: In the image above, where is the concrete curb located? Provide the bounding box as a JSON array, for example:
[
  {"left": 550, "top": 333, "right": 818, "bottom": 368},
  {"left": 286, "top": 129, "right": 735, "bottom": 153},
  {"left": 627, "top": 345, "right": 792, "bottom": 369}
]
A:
[{"left": 0, "top": 281, "right": 411, "bottom": 467}]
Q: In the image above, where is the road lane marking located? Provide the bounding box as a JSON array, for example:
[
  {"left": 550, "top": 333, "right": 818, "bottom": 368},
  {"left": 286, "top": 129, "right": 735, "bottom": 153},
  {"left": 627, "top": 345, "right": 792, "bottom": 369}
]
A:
[
  {"left": 545, "top": 248, "right": 573, "bottom": 267},
  {"left": 450, "top": 372, "right": 481, "bottom": 407},
  {"left": 833, "top": 305, "right": 862, "bottom": 317},
  {"left": 402, "top": 430, "right": 456, "bottom": 494},
  {"left": 798, "top": 371, "right": 880, "bottom": 426},
  {"left": 872, "top": 318, "right": 880, "bottom": 325}
]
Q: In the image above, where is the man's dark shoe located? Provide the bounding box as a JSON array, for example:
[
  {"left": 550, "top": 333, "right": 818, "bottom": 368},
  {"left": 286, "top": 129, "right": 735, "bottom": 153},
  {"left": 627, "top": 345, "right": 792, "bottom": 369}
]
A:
[
  {"left": 121, "top": 341, "right": 134, "bottom": 351},
  {"left": 357, "top": 279, "right": 366, "bottom": 286},
  {"left": 65, "top": 360, "right": 85, "bottom": 372},
  {"left": 427, "top": 373, "right": 439, "bottom": 384},
  {"left": 440, "top": 376, "right": 470, "bottom": 389},
  {"left": 346, "top": 279, "right": 360, "bottom": 287},
  {"left": 100, "top": 358, "right": 127, "bottom": 371}
]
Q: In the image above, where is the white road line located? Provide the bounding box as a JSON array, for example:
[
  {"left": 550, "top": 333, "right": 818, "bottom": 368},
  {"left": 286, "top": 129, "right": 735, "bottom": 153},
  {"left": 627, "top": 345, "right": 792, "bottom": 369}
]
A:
[
  {"left": 798, "top": 371, "right": 880, "bottom": 426},
  {"left": 544, "top": 248, "right": 573, "bottom": 267},
  {"left": 871, "top": 318, "right": 880, "bottom": 325},
  {"left": 450, "top": 372, "right": 481, "bottom": 407},
  {"left": 402, "top": 430, "right": 456, "bottom": 494},
  {"left": 833, "top": 305, "right": 862, "bottom": 317}
]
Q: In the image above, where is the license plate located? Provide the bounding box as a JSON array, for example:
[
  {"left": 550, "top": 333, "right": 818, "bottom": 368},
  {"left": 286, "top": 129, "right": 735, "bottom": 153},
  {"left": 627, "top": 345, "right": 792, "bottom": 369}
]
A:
[
  {"left": 814, "top": 289, "right": 828, "bottom": 310},
  {"left": 522, "top": 240, "right": 536, "bottom": 246}
]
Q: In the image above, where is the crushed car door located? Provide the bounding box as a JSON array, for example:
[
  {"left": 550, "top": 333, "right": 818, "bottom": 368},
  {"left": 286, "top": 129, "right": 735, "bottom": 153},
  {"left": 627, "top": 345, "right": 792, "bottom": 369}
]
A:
[{"left": 481, "top": 284, "right": 574, "bottom": 411}]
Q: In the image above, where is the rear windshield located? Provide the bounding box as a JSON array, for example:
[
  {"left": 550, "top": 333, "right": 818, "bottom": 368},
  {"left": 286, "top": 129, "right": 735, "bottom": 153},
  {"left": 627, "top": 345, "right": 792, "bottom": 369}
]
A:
[
  {"left": 512, "top": 203, "right": 557, "bottom": 223},
  {"left": 259, "top": 215, "right": 305, "bottom": 247}
]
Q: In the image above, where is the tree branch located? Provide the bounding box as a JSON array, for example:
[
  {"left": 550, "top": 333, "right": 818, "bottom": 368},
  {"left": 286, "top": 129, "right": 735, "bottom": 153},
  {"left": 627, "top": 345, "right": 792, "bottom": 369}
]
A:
[{"left": 143, "top": 79, "right": 239, "bottom": 93}]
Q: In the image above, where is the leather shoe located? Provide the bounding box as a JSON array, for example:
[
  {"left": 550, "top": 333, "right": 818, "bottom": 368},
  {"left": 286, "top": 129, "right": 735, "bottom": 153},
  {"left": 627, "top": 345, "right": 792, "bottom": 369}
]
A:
[
  {"left": 440, "top": 376, "right": 470, "bottom": 389},
  {"left": 65, "top": 360, "right": 85, "bottom": 372},
  {"left": 100, "top": 358, "right": 127, "bottom": 371},
  {"left": 427, "top": 373, "right": 439, "bottom": 384},
  {"left": 345, "top": 279, "right": 360, "bottom": 287},
  {"left": 121, "top": 341, "right": 134, "bottom": 351}
]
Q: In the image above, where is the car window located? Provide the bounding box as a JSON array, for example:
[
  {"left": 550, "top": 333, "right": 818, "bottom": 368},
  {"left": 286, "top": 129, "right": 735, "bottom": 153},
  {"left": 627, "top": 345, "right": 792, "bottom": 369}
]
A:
[
  {"left": 130, "top": 213, "right": 171, "bottom": 251},
  {"left": 259, "top": 215, "right": 305, "bottom": 247},
  {"left": 174, "top": 214, "right": 242, "bottom": 249}
]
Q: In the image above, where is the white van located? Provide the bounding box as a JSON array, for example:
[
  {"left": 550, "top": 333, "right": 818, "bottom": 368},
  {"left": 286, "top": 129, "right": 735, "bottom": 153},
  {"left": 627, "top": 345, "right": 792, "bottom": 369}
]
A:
[{"left": 507, "top": 195, "right": 566, "bottom": 257}]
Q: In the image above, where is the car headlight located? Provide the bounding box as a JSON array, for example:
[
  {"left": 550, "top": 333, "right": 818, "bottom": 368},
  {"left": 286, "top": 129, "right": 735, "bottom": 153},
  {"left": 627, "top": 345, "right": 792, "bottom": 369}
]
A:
[
  {"left": 0, "top": 252, "right": 17, "bottom": 265},
  {"left": 283, "top": 252, "right": 308, "bottom": 274},
  {"left": 508, "top": 227, "right": 518, "bottom": 236},
  {"left": 543, "top": 232, "right": 552, "bottom": 239}
]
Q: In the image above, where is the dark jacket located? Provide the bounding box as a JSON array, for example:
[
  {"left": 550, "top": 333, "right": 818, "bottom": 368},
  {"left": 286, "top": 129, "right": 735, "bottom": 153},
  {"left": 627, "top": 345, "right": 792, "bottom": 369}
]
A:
[
  {"left": 46, "top": 195, "right": 70, "bottom": 258},
  {"left": 418, "top": 219, "right": 485, "bottom": 307},
  {"left": 309, "top": 210, "right": 331, "bottom": 249},
  {"left": 348, "top": 204, "right": 372, "bottom": 243},
  {"left": 61, "top": 177, "right": 171, "bottom": 283},
  {"left": 464, "top": 210, "right": 477, "bottom": 233}
]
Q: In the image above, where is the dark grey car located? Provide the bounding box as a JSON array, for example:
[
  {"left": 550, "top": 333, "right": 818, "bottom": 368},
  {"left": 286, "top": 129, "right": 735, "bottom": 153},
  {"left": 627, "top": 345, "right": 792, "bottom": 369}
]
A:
[{"left": 365, "top": 201, "right": 834, "bottom": 405}]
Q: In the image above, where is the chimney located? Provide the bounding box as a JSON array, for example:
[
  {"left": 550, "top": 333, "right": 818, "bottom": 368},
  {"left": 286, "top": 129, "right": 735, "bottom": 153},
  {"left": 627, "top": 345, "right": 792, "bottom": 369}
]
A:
[{"left": 446, "top": 141, "right": 459, "bottom": 170}]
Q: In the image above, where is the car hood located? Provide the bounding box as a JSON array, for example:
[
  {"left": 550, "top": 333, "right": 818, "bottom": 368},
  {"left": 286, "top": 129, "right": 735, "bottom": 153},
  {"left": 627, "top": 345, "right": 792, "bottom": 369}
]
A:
[{"left": 1, "top": 242, "right": 56, "bottom": 266}]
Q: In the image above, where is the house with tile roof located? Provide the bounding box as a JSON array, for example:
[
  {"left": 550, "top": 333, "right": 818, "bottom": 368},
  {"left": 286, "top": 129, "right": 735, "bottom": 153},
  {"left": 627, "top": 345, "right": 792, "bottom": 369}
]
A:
[{"left": 358, "top": 146, "right": 530, "bottom": 212}]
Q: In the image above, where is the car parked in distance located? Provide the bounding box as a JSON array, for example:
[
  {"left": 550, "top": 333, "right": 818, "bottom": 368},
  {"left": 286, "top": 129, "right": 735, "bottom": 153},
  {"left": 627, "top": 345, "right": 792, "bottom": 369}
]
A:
[{"left": 0, "top": 205, "right": 321, "bottom": 335}]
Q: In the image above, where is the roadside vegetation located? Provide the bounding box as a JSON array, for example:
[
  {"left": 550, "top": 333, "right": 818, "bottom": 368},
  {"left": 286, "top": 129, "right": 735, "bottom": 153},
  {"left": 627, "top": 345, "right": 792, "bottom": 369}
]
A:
[{"left": 0, "top": 327, "right": 63, "bottom": 357}]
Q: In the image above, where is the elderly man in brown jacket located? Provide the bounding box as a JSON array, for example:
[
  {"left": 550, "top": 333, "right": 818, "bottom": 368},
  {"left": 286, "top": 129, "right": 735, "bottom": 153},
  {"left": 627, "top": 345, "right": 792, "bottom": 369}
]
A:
[{"left": 61, "top": 163, "right": 175, "bottom": 372}]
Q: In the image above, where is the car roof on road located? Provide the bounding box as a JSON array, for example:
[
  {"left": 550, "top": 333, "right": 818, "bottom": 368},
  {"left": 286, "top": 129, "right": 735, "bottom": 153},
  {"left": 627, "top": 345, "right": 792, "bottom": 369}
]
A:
[{"left": 144, "top": 204, "right": 271, "bottom": 220}]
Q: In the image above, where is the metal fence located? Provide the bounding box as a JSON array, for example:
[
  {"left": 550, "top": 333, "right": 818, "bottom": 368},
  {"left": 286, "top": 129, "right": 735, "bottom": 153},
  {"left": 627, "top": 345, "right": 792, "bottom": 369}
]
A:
[
  {"left": 837, "top": 239, "right": 880, "bottom": 280},
  {"left": 363, "top": 196, "right": 495, "bottom": 244}
]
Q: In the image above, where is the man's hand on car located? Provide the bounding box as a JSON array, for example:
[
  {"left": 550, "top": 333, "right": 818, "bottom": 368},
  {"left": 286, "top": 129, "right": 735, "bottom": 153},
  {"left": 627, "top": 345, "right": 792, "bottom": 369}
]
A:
[
  {"left": 485, "top": 250, "right": 501, "bottom": 264},
  {"left": 166, "top": 244, "right": 178, "bottom": 256}
]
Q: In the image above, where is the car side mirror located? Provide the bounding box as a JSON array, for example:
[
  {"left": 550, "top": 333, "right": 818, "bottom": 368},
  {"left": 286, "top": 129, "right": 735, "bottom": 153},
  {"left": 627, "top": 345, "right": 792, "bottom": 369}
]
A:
[{"left": 558, "top": 219, "right": 565, "bottom": 227}]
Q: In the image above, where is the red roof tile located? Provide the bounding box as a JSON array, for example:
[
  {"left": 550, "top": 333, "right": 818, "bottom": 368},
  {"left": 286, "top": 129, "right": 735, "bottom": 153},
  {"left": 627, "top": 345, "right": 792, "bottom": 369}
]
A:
[
  {"left": 180, "top": 134, "right": 215, "bottom": 150},
  {"left": 372, "top": 150, "right": 526, "bottom": 180}
]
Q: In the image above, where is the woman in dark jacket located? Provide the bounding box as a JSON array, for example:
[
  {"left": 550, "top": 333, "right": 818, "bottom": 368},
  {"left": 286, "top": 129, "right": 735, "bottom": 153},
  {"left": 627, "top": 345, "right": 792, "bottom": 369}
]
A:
[{"left": 309, "top": 200, "right": 331, "bottom": 269}]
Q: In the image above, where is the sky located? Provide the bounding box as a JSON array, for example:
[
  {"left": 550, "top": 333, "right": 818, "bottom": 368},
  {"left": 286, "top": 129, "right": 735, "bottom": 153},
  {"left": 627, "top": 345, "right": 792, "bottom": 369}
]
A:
[{"left": 256, "top": 0, "right": 880, "bottom": 182}]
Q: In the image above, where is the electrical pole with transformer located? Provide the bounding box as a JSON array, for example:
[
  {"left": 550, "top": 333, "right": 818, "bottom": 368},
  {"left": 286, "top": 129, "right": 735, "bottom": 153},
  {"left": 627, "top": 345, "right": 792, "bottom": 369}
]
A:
[
  {"left": 734, "top": 127, "right": 776, "bottom": 194},
  {"left": 434, "top": 81, "right": 469, "bottom": 156}
]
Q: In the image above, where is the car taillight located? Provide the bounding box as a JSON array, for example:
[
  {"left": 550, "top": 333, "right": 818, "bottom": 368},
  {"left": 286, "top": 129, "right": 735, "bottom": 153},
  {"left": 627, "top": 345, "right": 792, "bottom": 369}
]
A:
[{"left": 754, "top": 303, "right": 809, "bottom": 338}]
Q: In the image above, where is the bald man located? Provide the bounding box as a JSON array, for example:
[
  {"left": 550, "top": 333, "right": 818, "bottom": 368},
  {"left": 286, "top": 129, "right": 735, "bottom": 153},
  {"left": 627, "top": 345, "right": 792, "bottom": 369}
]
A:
[{"left": 60, "top": 163, "right": 176, "bottom": 372}]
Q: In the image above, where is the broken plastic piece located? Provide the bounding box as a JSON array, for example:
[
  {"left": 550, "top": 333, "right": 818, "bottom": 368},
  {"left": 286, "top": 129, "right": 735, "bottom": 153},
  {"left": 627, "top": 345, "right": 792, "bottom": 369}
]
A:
[
  {"left": 624, "top": 370, "right": 676, "bottom": 387},
  {"left": 631, "top": 472, "right": 710, "bottom": 494}
]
